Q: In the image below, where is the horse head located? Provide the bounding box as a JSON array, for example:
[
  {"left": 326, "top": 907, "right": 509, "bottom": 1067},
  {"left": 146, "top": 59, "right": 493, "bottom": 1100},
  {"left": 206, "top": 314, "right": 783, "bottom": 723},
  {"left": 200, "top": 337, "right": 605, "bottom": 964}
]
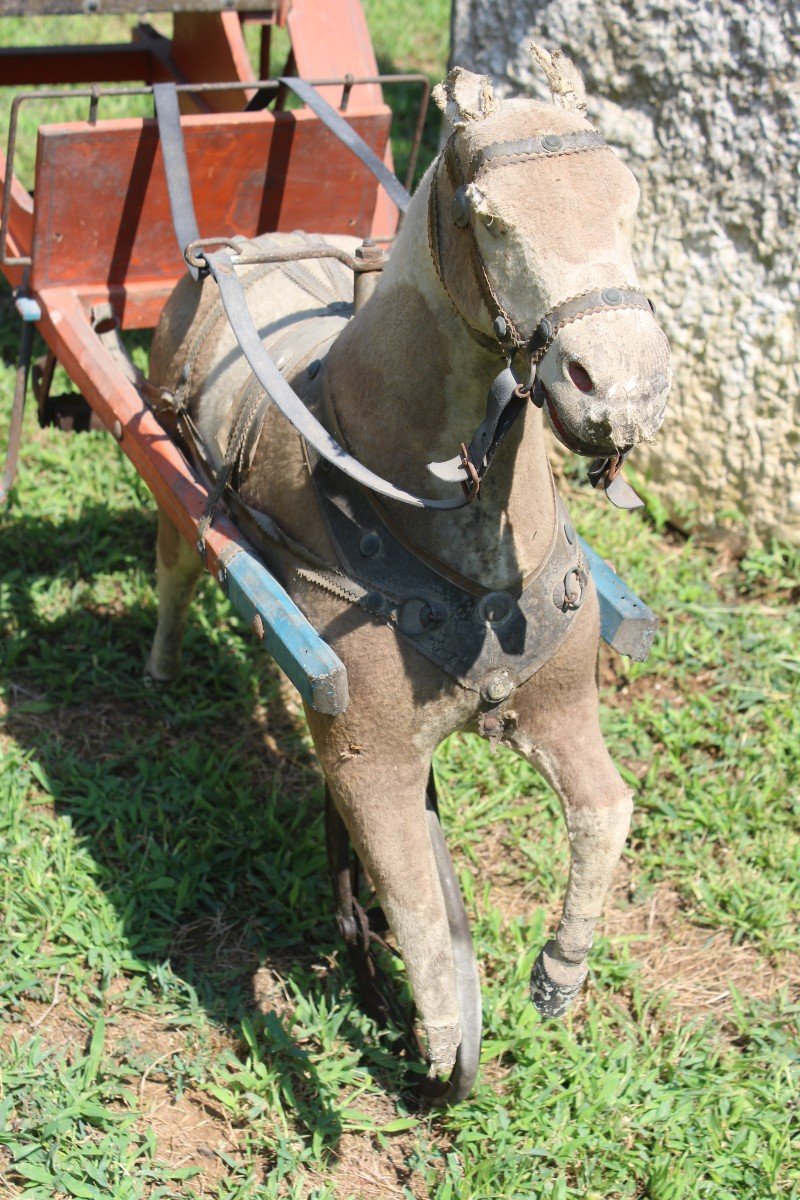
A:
[{"left": 430, "top": 47, "right": 671, "bottom": 461}]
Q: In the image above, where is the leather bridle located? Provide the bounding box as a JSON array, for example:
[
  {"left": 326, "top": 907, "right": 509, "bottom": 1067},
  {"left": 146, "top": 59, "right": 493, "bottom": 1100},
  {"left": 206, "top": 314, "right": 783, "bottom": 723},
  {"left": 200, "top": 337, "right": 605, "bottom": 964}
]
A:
[{"left": 426, "top": 127, "right": 657, "bottom": 505}]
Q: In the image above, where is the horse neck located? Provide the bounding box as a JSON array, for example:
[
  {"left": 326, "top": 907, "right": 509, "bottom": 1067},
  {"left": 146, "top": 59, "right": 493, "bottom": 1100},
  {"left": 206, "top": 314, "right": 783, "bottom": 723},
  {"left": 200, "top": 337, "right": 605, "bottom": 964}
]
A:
[{"left": 324, "top": 169, "right": 557, "bottom": 591}]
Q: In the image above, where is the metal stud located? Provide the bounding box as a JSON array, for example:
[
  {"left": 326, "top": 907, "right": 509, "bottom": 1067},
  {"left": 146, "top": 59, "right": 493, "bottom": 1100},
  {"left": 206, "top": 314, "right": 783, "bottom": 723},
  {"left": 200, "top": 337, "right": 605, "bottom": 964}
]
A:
[
  {"left": 359, "top": 532, "right": 381, "bottom": 557},
  {"left": 478, "top": 591, "right": 513, "bottom": 626},
  {"left": 542, "top": 134, "right": 563, "bottom": 153},
  {"left": 601, "top": 287, "right": 624, "bottom": 306},
  {"left": 364, "top": 591, "right": 384, "bottom": 614},
  {"left": 308, "top": 359, "right": 321, "bottom": 378},
  {"left": 493, "top": 315, "right": 507, "bottom": 341}
]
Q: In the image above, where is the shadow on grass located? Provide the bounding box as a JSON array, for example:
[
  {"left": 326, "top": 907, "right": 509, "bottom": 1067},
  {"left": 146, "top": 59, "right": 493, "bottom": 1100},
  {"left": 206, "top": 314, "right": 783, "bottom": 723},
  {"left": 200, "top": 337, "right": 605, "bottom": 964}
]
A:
[{"left": 0, "top": 502, "right": 419, "bottom": 1148}]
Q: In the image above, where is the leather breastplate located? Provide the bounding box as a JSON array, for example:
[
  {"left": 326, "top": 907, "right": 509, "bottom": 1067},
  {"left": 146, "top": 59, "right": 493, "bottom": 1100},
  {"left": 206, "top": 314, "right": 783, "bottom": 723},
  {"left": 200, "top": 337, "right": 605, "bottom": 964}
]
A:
[{"left": 309, "top": 452, "right": 588, "bottom": 704}]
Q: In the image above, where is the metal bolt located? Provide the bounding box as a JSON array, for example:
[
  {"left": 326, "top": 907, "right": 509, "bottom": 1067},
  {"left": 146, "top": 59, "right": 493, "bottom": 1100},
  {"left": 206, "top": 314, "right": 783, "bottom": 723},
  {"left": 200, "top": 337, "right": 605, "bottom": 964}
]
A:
[
  {"left": 251, "top": 613, "right": 265, "bottom": 640},
  {"left": 360, "top": 532, "right": 381, "bottom": 557},
  {"left": 355, "top": 237, "right": 384, "bottom": 263},
  {"left": 112, "top": 419, "right": 122, "bottom": 440},
  {"left": 481, "top": 670, "right": 513, "bottom": 704}
]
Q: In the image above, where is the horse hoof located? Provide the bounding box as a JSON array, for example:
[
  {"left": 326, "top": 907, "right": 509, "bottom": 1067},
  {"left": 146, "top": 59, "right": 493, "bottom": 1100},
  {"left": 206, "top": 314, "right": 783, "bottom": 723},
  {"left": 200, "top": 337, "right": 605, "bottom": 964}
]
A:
[
  {"left": 425, "top": 1018, "right": 462, "bottom": 1078},
  {"left": 529, "top": 941, "right": 587, "bottom": 1018},
  {"left": 143, "top": 661, "right": 176, "bottom": 689}
]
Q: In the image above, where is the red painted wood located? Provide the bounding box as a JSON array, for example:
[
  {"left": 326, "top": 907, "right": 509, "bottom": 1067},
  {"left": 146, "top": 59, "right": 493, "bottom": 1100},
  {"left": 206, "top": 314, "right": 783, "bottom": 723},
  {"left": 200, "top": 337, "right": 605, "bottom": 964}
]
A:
[
  {"left": 36, "top": 285, "right": 245, "bottom": 583},
  {"left": 0, "top": 149, "right": 34, "bottom": 254},
  {"left": 171, "top": 13, "right": 256, "bottom": 113},
  {"left": 0, "top": 44, "right": 154, "bottom": 86},
  {"left": 287, "top": 0, "right": 401, "bottom": 238},
  {"left": 29, "top": 107, "right": 391, "bottom": 297}
]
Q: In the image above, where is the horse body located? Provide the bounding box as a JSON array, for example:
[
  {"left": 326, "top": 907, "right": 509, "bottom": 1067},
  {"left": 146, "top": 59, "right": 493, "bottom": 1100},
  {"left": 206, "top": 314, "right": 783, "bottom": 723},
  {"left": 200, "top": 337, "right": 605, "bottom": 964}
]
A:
[{"left": 146, "top": 57, "right": 670, "bottom": 1077}]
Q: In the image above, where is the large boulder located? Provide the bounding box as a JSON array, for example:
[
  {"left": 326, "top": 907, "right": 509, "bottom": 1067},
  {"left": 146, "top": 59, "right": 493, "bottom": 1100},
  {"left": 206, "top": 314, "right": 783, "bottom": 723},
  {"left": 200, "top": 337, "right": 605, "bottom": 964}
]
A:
[{"left": 451, "top": 0, "right": 800, "bottom": 545}]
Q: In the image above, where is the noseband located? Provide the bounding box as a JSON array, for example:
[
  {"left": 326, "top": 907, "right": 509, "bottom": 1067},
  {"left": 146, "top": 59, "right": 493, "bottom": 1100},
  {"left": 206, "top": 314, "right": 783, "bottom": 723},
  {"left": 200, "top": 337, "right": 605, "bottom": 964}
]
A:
[{"left": 427, "top": 128, "right": 655, "bottom": 507}]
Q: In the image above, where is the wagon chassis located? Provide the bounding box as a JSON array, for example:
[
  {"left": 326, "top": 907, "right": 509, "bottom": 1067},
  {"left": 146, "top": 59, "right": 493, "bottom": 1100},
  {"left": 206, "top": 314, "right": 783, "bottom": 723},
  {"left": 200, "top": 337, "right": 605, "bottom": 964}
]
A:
[{"left": 0, "top": 1, "right": 658, "bottom": 1104}]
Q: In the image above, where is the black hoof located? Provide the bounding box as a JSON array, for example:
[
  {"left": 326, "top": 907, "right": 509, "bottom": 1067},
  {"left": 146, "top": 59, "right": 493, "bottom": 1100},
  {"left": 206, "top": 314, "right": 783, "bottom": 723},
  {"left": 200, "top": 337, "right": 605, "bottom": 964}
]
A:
[{"left": 529, "top": 944, "right": 587, "bottom": 1018}]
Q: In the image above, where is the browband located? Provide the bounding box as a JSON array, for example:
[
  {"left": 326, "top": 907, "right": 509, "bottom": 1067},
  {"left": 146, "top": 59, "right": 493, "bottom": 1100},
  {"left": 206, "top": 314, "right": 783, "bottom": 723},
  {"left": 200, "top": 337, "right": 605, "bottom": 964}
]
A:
[{"left": 468, "top": 129, "right": 608, "bottom": 180}]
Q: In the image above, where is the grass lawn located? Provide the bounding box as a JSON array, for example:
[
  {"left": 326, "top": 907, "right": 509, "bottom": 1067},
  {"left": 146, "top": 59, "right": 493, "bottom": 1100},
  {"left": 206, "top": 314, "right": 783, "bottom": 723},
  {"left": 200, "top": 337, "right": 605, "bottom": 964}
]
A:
[{"left": 0, "top": 6, "right": 798, "bottom": 1199}]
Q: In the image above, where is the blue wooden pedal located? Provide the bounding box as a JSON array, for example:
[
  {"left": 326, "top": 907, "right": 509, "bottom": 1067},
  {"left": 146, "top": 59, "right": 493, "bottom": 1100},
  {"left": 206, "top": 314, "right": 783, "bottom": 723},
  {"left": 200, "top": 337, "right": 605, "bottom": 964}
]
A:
[
  {"left": 580, "top": 538, "right": 658, "bottom": 662},
  {"left": 222, "top": 548, "right": 349, "bottom": 716}
]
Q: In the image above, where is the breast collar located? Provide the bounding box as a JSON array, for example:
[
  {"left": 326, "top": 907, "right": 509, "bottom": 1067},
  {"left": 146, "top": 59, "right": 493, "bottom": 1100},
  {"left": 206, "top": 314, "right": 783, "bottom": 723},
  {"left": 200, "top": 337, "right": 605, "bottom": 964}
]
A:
[{"left": 302, "top": 365, "right": 589, "bottom": 705}]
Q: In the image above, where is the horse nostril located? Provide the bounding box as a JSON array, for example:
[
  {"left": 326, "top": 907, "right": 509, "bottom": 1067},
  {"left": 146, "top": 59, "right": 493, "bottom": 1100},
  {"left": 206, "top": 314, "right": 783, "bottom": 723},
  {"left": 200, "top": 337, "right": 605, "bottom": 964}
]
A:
[{"left": 567, "top": 361, "right": 594, "bottom": 393}]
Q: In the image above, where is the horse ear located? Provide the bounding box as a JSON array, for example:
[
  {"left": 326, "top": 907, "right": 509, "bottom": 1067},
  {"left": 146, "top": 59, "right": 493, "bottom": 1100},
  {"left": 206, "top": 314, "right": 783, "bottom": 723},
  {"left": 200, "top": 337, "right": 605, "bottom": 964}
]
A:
[
  {"left": 529, "top": 42, "right": 587, "bottom": 114},
  {"left": 432, "top": 66, "right": 497, "bottom": 128}
]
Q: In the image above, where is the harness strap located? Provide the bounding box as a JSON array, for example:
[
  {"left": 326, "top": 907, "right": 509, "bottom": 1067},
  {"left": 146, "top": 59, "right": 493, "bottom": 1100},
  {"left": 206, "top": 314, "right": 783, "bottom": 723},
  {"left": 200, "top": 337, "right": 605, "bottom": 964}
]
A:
[
  {"left": 469, "top": 130, "right": 607, "bottom": 178},
  {"left": 204, "top": 248, "right": 473, "bottom": 510},
  {"left": 153, "top": 83, "right": 201, "bottom": 280},
  {"left": 277, "top": 77, "right": 411, "bottom": 216},
  {"left": 528, "top": 285, "right": 653, "bottom": 364}
]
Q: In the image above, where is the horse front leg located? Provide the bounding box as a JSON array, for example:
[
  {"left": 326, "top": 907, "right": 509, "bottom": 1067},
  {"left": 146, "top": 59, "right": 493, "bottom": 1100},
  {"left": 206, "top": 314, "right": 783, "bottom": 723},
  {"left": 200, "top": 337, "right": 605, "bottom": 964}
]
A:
[
  {"left": 145, "top": 506, "right": 202, "bottom": 683},
  {"left": 306, "top": 708, "right": 462, "bottom": 1077},
  {"left": 508, "top": 665, "right": 633, "bottom": 1016}
]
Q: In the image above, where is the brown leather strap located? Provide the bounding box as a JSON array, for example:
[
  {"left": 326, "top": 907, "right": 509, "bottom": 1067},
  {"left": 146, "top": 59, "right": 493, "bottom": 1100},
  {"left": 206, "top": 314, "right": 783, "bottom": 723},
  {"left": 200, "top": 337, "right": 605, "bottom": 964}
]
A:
[{"left": 469, "top": 130, "right": 607, "bottom": 179}]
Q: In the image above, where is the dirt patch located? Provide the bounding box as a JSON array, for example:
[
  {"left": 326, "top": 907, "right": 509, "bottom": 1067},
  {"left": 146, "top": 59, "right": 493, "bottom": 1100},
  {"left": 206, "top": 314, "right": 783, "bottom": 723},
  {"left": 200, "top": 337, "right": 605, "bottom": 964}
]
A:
[
  {"left": 138, "top": 1079, "right": 247, "bottom": 1194},
  {"left": 598, "top": 873, "right": 798, "bottom": 1019},
  {"left": 305, "top": 1087, "right": 443, "bottom": 1200}
]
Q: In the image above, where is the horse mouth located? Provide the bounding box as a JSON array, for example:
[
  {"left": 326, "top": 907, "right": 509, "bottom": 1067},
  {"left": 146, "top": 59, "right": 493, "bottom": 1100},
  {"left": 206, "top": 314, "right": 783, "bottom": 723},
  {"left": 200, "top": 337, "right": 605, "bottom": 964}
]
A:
[{"left": 537, "top": 381, "right": 616, "bottom": 458}]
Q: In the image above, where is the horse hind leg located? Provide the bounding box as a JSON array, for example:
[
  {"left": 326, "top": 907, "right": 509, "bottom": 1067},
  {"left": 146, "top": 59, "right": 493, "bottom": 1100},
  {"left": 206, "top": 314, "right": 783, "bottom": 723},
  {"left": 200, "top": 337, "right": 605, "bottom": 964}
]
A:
[
  {"left": 145, "top": 506, "right": 202, "bottom": 684},
  {"left": 508, "top": 697, "right": 633, "bottom": 1016}
]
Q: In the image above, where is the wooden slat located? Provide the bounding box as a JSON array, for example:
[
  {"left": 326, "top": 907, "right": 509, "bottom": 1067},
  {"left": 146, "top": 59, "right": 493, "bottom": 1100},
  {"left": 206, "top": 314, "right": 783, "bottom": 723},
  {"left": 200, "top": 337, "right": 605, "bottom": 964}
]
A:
[
  {"left": 0, "top": 44, "right": 154, "bottom": 86},
  {"left": 171, "top": 13, "right": 256, "bottom": 113},
  {"left": 34, "top": 284, "right": 348, "bottom": 714},
  {"left": 225, "top": 551, "right": 348, "bottom": 714},
  {"left": 0, "top": 1, "right": 275, "bottom": 13},
  {"left": 29, "top": 106, "right": 391, "bottom": 296},
  {"left": 287, "top": 0, "right": 400, "bottom": 238}
]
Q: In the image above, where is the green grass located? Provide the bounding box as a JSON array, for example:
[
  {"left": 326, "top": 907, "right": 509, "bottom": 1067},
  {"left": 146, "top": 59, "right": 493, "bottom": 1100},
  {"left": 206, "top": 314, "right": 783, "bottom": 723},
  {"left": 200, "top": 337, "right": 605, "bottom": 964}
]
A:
[{"left": 1, "top": 8, "right": 799, "bottom": 1200}]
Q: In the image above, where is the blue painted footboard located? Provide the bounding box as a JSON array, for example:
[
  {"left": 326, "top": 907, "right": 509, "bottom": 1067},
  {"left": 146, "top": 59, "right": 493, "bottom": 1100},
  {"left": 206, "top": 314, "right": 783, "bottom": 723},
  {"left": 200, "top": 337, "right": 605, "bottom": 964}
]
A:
[{"left": 218, "top": 537, "right": 656, "bottom": 718}]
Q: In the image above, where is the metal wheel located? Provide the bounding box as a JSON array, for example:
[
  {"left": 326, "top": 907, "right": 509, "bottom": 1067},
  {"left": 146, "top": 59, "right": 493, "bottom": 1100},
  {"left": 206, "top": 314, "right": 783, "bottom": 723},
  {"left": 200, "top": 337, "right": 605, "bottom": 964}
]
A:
[{"left": 324, "top": 770, "right": 482, "bottom": 1105}]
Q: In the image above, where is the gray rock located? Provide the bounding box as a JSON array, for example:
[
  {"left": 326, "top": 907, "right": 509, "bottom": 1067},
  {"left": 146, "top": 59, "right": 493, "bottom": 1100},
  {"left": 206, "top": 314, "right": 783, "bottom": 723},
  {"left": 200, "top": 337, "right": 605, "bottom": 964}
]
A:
[{"left": 451, "top": 0, "right": 800, "bottom": 545}]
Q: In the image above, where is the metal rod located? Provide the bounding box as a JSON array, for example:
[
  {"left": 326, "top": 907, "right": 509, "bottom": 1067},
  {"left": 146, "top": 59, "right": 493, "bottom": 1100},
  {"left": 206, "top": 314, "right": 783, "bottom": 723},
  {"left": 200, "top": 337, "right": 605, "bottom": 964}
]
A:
[
  {"left": 405, "top": 77, "right": 431, "bottom": 193},
  {"left": 0, "top": 94, "right": 28, "bottom": 268},
  {"left": 0, "top": 317, "right": 34, "bottom": 504},
  {"left": 183, "top": 237, "right": 385, "bottom": 274}
]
